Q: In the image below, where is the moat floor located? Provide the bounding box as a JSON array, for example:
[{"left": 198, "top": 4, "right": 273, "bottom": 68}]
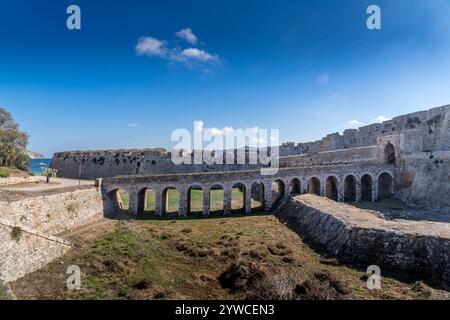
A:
[{"left": 10, "top": 214, "right": 450, "bottom": 300}]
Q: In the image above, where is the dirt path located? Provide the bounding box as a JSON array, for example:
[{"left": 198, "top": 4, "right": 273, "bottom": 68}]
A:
[
  {"left": 0, "top": 177, "right": 97, "bottom": 201},
  {"left": 0, "top": 177, "right": 94, "bottom": 192}
]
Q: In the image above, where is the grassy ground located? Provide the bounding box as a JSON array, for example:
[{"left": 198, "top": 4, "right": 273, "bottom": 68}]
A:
[
  {"left": 118, "top": 188, "right": 263, "bottom": 213},
  {"left": 10, "top": 214, "right": 450, "bottom": 300},
  {"left": 0, "top": 166, "right": 28, "bottom": 178},
  {"left": 0, "top": 282, "right": 12, "bottom": 300}
]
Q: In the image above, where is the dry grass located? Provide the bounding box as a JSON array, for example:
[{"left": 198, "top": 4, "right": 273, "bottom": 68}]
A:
[{"left": 10, "top": 215, "right": 450, "bottom": 300}]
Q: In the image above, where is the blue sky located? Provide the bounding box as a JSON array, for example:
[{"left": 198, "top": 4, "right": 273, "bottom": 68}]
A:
[{"left": 0, "top": 0, "right": 449, "bottom": 156}]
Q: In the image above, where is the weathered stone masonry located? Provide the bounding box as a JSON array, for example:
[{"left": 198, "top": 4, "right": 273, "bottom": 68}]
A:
[
  {"left": 280, "top": 195, "right": 450, "bottom": 290},
  {"left": 0, "top": 187, "right": 104, "bottom": 283},
  {"left": 0, "top": 219, "right": 71, "bottom": 283},
  {"left": 102, "top": 164, "right": 395, "bottom": 217},
  {"left": 53, "top": 105, "right": 450, "bottom": 210}
]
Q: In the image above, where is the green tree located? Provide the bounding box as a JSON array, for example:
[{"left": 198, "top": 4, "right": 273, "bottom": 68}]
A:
[{"left": 0, "top": 107, "right": 30, "bottom": 170}]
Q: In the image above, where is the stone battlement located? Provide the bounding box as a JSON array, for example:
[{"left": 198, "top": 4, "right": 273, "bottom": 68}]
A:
[
  {"left": 51, "top": 104, "right": 450, "bottom": 209},
  {"left": 280, "top": 104, "right": 450, "bottom": 155}
]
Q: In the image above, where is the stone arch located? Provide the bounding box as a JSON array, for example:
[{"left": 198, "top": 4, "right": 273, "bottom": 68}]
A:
[
  {"left": 384, "top": 143, "right": 396, "bottom": 165},
  {"left": 161, "top": 187, "right": 179, "bottom": 216},
  {"left": 272, "top": 179, "right": 286, "bottom": 207},
  {"left": 251, "top": 180, "right": 265, "bottom": 212},
  {"left": 344, "top": 175, "right": 357, "bottom": 202},
  {"left": 378, "top": 172, "right": 394, "bottom": 200},
  {"left": 289, "top": 178, "right": 301, "bottom": 195},
  {"left": 137, "top": 187, "right": 156, "bottom": 215},
  {"left": 231, "top": 182, "right": 246, "bottom": 213},
  {"left": 308, "top": 177, "right": 321, "bottom": 196},
  {"left": 325, "top": 176, "right": 339, "bottom": 201},
  {"left": 108, "top": 189, "right": 130, "bottom": 213},
  {"left": 209, "top": 184, "right": 224, "bottom": 213},
  {"left": 361, "top": 174, "right": 373, "bottom": 201},
  {"left": 188, "top": 185, "right": 203, "bottom": 214}
]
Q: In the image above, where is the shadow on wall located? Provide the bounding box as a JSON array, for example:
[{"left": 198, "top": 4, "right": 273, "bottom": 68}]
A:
[{"left": 101, "top": 188, "right": 273, "bottom": 221}]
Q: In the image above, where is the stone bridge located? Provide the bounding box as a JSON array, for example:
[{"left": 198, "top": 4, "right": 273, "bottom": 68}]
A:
[{"left": 101, "top": 163, "right": 396, "bottom": 217}]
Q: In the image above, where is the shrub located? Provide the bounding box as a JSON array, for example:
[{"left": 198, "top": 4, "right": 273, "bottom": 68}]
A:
[
  {"left": 218, "top": 260, "right": 267, "bottom": 291},
  {"left": 247, "top": 272, "right": 302, "bottom": 300},
  {"left": 0, "top": 170, "right": 10, "bottom": 178},
  {"left": 10, "top": 226, "right": 22, "bottom": 242}
]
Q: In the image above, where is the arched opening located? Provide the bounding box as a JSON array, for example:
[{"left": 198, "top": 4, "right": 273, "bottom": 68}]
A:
[
  {"left": 289, "top": 178, "right": 301, "bottom": 195},
  {"left": 272, "top": 179, "right": 286, "bottom": 207},
  {"left": 188, "top": 185, "right": 203, "bottom": 214},
  {"left": 361, "top": 174, "right": 373, "bottom": 202},
  {"left": 231, "top": 183, "right": 246, "bottom": 213},
  {"left": 251, "top": 181, "right": 265, "bottom": 212},
  {"left": 325, "top": 176, "right": 339, "bottom": 201},
  {"left": 209, "top": 184, "right": 224, "bottom": 213},
  {"left": 308, "top": 177, "right": 321, "bottom": 196},
  {"left": 108, "top": 189, "right": 130, "bottom": 213},
  {"left": 137, "top": 187, "right": 156, "bottom": 215},
  {"left": 384, "top": 143, "right": 396, "bottom": 165},
  {"left": 344, "top": 175, "right": 357, "bottom": 202},
  {"left": 378, "top": 172, "right": 393, "bottom": 200},
  {"left": 162, "top": 187, "right": 179, "bottom": 216}
]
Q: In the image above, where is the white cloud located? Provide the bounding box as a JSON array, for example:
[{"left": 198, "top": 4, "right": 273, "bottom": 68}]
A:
[
  {"left": 128, "top": 122, "right": 139, "bottom": 128},
  {"left": 373, "top": 115, "right": 391, "bottom": 122},
  {"left": 223, "top": 126, "right": 234, "bottom": 135},
  {"left": 204, "top": 126, "right": 234, "bottom": 136},
  {"left": 181, "top": 48, "right": 218, "bottom": 62},
  {"left": 135, "top": 37, "right": 167, "bottom": 57},
  {"left": 252, "top": 137, "right": 266, "bottom": 144},
  {"left": 194, "top": 120, "right": 204, "bottom": 132},
  {"left": 348, "top": 120, "right": 365, "bottom": 127},
  {"left": 136, "top": 29, "right": 219, "bottom": 69},
  {"left": 175, "top": 28, "right": 198, "bottom": 45},
  {"left": 318, "top": 73, "right": 330, "bottom": 85},
  {"left": 205, "top": 128, "right": 225, "bottom": 136}
]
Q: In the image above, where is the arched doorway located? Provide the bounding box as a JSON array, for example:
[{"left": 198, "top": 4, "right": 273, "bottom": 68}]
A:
[
  {"left": 231, "top": 183, "right": 246, "bottom": 213},
  {"left": 344, "top": 175, "right": 357, "bottom": 202},
  {"left": 289, "top": 178, "right": 301, "bottom": 195},
  {"left": 378, "top": 172, "right": 393, "bottom": 200},
  {"left": 385, "top": 143, "right": 396, "bottom": 165},
  {"left": 272, "top": 179, "right": 286, "bottom": 207},
  {"left": 308, "top": 177, "right": 321, "bottom": 196},
  {"left": 137, "top": 187, "right": 156, "bottom": 215},
  {"left": 325, "top": 176, "right": 339, "bottom": 201},
  {"left": 251, "top": 181, "right": 265, "bottom": 212},
  {"left": 188, "top": 185, "right": 203, "bottom": 214},
  {"left": 361, "top": 174, "right": 373, "bottom": 201},
  {"left": 108, "top": 189, "right": 129, "bottom": 213},
  {"left": 209, "top": 184, "right": 224, "bottom": 213},
  {"left": 162, "top": 187, "right": 179, "bottom": 216}
]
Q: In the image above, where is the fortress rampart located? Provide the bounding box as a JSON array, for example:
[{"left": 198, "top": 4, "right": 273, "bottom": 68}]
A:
[
  {"left": 280, "top": 104, "right": 449, "bottom": 155},
  {"left": 52, "top": 105, "right": 450, "bottom": 209}
]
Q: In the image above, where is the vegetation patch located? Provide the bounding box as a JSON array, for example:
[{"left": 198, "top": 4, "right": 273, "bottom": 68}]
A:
[
  {"left": 10, "top": 215, "right": 450, "bottom": 300},
  {"left": 10, "top": 226, "right": 22, "bottom": 242}
]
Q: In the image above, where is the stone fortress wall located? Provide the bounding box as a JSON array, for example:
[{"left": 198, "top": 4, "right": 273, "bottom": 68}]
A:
[
  {"left": 1, "top": 105, "right": 449, "bottom": 288},
  {"left": 51, "top": 148, "right": 265, "bottom": 180},
  {"left": 279, "top": 104, "right": 449, "bottom": 156},
  {"left": 0, "top": 186, "right": 105, "bottom": 283},
  {"left": 52, "top": 105, "right": 450, "bottom": 209}
]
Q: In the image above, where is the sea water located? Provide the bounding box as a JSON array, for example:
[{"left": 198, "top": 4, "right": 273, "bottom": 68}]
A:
[{"left": 29, "top": 158, "right": 52, "bottom": 174}]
